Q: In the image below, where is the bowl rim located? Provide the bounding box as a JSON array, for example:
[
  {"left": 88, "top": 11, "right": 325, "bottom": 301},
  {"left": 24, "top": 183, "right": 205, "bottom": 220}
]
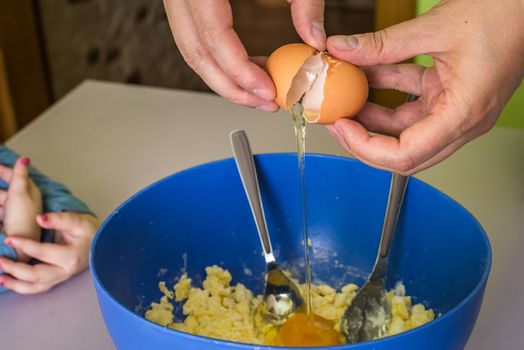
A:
[{"left": 90, "top": 153, "right": 492, "bottom": 349}]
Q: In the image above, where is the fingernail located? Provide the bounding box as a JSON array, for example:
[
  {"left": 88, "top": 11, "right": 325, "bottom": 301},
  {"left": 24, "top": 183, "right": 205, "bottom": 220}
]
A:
[
  {"left": 251, "top": 88, "right": 273, "bottom": 101},
  {"left": 0, "top": 281, "right": 4, "bottom": 287},
  {"left": 20, "top": 157, "right": 30, "bottom": 167},
  {"left": 330, "top": 35, "right": 358, "bottom": 50},
  {"left": 4, "top": 238, "right": 12, "bottom": 246},
  {"left": 256, "top": 104, "right": 277, "bottom": 113},
  {"left": 311, "top": 20, "right": 326, "bottom": 48},
  {"left": 40, "top": 214, "right": 49, "bottom": 222}
]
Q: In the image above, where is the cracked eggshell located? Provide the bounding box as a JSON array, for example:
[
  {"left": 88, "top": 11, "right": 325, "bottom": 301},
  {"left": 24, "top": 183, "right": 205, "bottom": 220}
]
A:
[
  {"left": 265, "top": 43, "right": 317, "bottom": 109},
  {"left": 266, "top": 43, "right": 369, "bottom": 124},
  {"left": 318, "top": 55, "right": 369, "bottom": 124}
]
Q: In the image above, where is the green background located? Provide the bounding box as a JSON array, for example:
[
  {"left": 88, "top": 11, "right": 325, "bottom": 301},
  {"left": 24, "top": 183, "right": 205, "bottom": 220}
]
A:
[{"left": 416, "top": 0, "right": 523, "bottom": 128}]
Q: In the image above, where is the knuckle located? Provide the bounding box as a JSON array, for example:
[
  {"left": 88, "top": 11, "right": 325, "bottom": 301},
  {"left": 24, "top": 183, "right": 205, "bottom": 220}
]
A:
[
  {"left": 224, "top": 90, "right": 253, "bottom": 106},
  {"left": 28, "top": 272, "right": 39, "bottom": 284},
  {"left": 66, "top": 256, "right": 85, "bottom": 271},
  {"left": 229, "top": 69, "right": 247, "bottom": 86},
  {"left": 19, "top": 286, "right": 38, "bottom": 295},
  {"left": 69, "top": 257, "right": 81, "bottom": 268},
  {"left": 371, "top": 30, "right": 390, "bottom": 60},
  {"left": 391, "top": 76, "right": 403, "bottom": 92},
  {"left": 229, "top": 93, "right": 247, "bottom": 106},
  {"left": 476, "top": 120, "right": 495, "bottom": 136},
  {"left": 460, "top": 106, "right": 494, "bottom": 137},
  {"left": 394, "top": 152, "right": 417, "bottom": 174},
  {"left": 48, "top": 212, "right": 62, "bottom": 221},
  {"left": 231, "top": 92, "right": 258, "bottom": 108},
  {"left": 36, "top": 284, "right": 51, "bottom": 294},
  {"left": 460, "top": 113, "right": 482, "bottom": 134},
  {"left": 31, "top": 183, "right": 42, "bottom": 197},
  {"left": 0, "top": 262, "right": 11, "bottom": 273},
  {"left": 199, "top": 26, "right": 220, "bottom": 51},
  {"left": 181, "top": 49, "right": 206, "bottom": 73}
]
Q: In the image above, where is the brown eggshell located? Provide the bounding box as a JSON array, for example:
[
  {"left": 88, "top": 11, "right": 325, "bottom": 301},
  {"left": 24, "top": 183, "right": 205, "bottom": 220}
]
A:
[
  {"left": 316, "top": 55, "right": 369, "bottom": 124},
  {"left": 266, "top": 43, "right": 316, "bottom": 109}
]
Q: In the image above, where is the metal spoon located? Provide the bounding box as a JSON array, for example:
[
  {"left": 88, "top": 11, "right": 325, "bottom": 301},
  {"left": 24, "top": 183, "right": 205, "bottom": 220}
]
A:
[
  {"left": 341, "top": 94, "right": 418, "bottom": 343},
  {"left": 230, "top": 129, "right": 304, "bottom": 325},
  {"left": 340, "top": 172, "right": 409, "bottom": 343}
]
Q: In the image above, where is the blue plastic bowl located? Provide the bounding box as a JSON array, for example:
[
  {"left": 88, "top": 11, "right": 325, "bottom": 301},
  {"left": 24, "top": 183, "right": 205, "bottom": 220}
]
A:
[{"left": 91, "top": 154, "right": 491, "bottom": 350}]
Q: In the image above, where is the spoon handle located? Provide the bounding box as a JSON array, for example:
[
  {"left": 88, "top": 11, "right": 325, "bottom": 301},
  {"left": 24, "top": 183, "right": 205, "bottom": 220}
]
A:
[
  {"left": 230, "top": 130, "right": 275, "bottom": 264},
  {"left": 378, "top": 173, "right": 409, "bottom": 258},
  {"left": 377, "top": 94, "right": 417, "bottom": 259}
]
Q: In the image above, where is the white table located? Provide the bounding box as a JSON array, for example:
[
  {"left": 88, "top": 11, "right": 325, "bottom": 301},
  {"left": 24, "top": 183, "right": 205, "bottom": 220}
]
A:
[{"left": 1, "top": 80, "right": 523, "bottom": 350}]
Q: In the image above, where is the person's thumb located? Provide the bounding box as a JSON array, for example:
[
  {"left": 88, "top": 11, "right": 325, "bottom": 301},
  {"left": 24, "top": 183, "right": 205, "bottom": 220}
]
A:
[{"left": 327, "top": 16, "right": 437, "bottom": 65}]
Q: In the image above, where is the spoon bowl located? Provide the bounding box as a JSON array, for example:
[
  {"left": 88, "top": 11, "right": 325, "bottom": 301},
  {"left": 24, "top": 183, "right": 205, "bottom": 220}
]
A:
[
  {"left": 230, "top": 129, "right": 304, "bottom": 325},
  {"left": 341, "top": 96, "right": 417, "bottom": 344}
]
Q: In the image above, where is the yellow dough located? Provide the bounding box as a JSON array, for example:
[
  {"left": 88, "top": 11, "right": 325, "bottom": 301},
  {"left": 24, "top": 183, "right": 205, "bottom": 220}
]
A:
[{"left": 145, "top": 265, "right": 435, "bottom": 345}]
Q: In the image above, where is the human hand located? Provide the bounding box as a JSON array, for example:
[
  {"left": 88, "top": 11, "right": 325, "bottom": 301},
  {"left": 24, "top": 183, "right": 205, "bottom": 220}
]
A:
[
  {"left": 0, "top": 157, "right": 42, "bottom": 262},
  {"left": 163, "top": 0, "right": 326, "bottom": 111},
  {"left": 0, "top": 212, "right": 100, "bottom": 294},
  {"left": 325, "top": 0, "right": 524, "bottom": 174}
]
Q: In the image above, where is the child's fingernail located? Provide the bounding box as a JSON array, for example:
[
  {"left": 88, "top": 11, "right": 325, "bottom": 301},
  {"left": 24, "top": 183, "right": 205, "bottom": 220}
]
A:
[
  {"left": 4, "top": 238, "right": 14, "bottom": 246},
  {"left": 20, "top": 157, "right": 31, "bottom": 167},
  {"left": 0, "top": 281, "right": 4, "bottom": 286},
  {"left": 40, "top": 214, "right": 49, "bottom": 222}
]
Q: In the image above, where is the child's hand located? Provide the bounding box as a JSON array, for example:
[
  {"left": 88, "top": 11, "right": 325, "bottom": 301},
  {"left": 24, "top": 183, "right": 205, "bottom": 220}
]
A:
[
  {"left": 0, "top": 157, "right": 42, "bottom": 262},
  {"left": 0, "top": 212, "right": 100, "bottom": 294}
]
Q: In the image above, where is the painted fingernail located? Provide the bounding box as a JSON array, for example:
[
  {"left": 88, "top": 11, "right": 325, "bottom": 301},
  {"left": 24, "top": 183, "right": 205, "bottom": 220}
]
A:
[
  {"left": 330, "top": 35, "right": 358, "bottom": 50},
  {"left": 0, "top": 281, "right": 4, "bottom": 286},
  {"left": 311, "top": 20, "right": 326, "bottom": 47},
  {"left": 20, "top": 157, "right": 30, "bottom": 166},
  {"left": 40, "top": 214, "right": 49, "bottom": 222},
  {"left": 4, "top": 237, "right": 16, "bottom": 246},
  {"left": 251, "top": 88, "right": 274, "bottom": 101}
]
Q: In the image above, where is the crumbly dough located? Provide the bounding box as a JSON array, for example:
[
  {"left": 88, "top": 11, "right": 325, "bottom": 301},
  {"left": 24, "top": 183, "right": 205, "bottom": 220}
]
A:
[{"left": 145, "top": 265, "right": 434, "bottom": 345}]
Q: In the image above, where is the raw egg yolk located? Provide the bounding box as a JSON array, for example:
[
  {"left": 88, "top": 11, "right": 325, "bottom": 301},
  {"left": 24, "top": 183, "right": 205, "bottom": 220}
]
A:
[{"left": 277, "top": 312, "right": 343, "bottom": 347}]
